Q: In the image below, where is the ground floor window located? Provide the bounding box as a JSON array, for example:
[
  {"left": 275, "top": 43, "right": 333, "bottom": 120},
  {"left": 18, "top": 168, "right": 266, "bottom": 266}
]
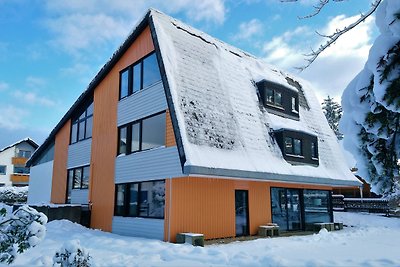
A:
[
  {"left": 66, "top": 165, "right": 89, "bottom": 204},
  {"left": 271, "top": 187, "right": 332, "bottom": 231},
  {"left": 114, "top": 180, "right": 165, "bottom": 219}
]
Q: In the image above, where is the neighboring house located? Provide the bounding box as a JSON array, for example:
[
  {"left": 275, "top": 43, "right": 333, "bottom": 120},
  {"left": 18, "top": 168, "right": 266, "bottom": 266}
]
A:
[
  {"left": 333, "top": 174, "right": 380, "bottom": 198},
  {"left": 0, "top": 138, "right": 38, "bottom": 187},
  {"left": 27, "top": 9, "right": 360, "bottom": 242}
]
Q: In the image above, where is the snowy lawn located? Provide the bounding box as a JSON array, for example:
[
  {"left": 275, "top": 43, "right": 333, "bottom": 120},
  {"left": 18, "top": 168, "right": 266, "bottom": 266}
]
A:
[{"left": 8, "top": 212, "right": 400, "bottom": 267}]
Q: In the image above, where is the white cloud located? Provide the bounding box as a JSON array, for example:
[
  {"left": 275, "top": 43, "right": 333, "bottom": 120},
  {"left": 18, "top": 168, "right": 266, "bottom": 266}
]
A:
[
  {"left": 0, "top": 106, "right": 28, "bottom": 130},
  {"left": 0, "top": 81, "right": 9, "bottom": 91},
  {"left": 43, "top": 0, "right": 226, "bottom": 55},
  {"left": 262, "top": 14, "right": 375, "bottom": 101},
  {"left": 12, "top": 90, "right": 56, "bottom": 107},
  {"left": 233, "top": 19, "right": 263, "bottom": 41},
  {"left": 26, "top": 76, "right": 47, "bottom": 88}
]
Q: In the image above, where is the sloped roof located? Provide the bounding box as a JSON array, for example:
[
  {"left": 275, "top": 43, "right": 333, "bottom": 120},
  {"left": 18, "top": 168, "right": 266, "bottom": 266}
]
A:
[
  {"left": 0, "top": 138, "right": 38, "bottom": 153},
  {"left": 150, "top": 10, "right": 360, "bottom": 186}
]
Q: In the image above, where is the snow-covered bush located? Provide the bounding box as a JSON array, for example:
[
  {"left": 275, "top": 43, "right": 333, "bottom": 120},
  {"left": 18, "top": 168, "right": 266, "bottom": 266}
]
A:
[
  {"left": 53, "top": 240, "right": 92, "bottom": 267},
  {"left": 0, "top": 205, "right": 47, "bottom": 264},
  {"left": 0, "top": 186, "right": 28, "bottom": 204}
]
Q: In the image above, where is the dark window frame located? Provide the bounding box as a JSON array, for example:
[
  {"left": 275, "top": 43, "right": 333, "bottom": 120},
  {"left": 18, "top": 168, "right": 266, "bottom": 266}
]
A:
[
  {"left": 285, "top": 137, "right": 303, "bottom": 157},
  {"left": 118, "top": 52, "right": 161, "bottom": 100},
  {"left": 114, "top": 179, "right": 165, "bottom": 219},
  {"left": 70, "top": 101, "right": 94, "bottom": 145},
  {"left": 68, "top": 165, "right": 90, "bottom": 190},
  {"left": 117, "top": 111, "right": 166, "bottom": 156}
]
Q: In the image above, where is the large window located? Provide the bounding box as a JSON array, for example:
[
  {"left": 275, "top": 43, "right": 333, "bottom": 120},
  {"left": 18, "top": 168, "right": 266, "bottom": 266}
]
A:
[
  {"left": 119, "top": 52, "right": 161, "bottom": 100},
  {"left": 70, "top": 101, "right": 94, "bottom": 144},
  {"left": 14, "top": 166, "right": 30, "bottom": 174},
  {"left": 117, "top": 112, "right": 166, "bottom": 155},
  {"left": 0, "top": 165, "right": 6, "bottom": 175},
  {"left": 67, "top": 166, "right": 90, "bottom": 190},
  {"left": 303, "top": 190, "right": 331, "bottom": 227},
  {"left": 17, "top": 150, "right": 31, "bottom": 158},
  {"left": 114, "top": 180, "right": 165, "bottom": 219}
]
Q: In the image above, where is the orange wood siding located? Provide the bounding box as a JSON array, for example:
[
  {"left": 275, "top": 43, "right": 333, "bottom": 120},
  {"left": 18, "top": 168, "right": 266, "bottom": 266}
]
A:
[
  {"left": 165, "top": 109, "right": 176, "bottom": 147},
  {"left": 51, "top": 120, "right": 71, "bottom": 203},
  {"left": 89, "top": 25, "right": 155, "bottom": 232},
  {"left": 166, "top": 176, "right": 334, "bottom": 242}
]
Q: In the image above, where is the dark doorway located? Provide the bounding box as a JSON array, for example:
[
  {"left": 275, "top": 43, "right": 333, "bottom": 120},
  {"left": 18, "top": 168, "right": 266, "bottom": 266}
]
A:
[{"left": 235, "top": 190, "right": 249, "bottom": 236}]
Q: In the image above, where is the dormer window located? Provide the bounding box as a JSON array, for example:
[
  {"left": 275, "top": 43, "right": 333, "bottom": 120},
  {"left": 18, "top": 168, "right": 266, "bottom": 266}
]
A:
[
  {"left": 256, "top": 80, "right": 299, "bottom": 120},
  {"left": 266, "top": 88, "right": 283, "bottom": 107},
  {"left": 274, "top": 129, "right": 319, "bottom": 166}
]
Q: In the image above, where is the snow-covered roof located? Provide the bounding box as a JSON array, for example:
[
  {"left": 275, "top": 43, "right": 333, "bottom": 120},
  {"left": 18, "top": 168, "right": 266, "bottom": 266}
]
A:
[
  {"left": 0, "top": 138, "right": 38, "bottom": 153},
  {"left": 150, "top": 9, "right": 360, "bottom": 186}
]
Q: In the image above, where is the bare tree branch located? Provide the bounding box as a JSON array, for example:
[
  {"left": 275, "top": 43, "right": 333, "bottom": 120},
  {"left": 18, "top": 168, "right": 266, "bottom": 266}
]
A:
[{"left": 281, "top": 0, "right": 382, "bottom": 71}]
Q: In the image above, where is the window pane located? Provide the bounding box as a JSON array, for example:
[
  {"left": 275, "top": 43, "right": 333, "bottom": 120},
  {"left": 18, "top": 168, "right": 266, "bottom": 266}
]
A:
[
  {"left": 115, "top": 184, "right": 126, "bottom": 216},
  {"left": 18, "top": 150, "right": 31, "bottom": 158},
  {"left": 150, "top": 181, "right": 165, "bottom": 218},
  {"left": 118, "top": 127, "right": 127, "bottom": 155},
  {"left": 266, "top": 88, "right": 273, "bottom": 103},
  {"left": 71, "top": 123, "right": 78, "bottom": 143},
  {"left": 67, "top": 170, "right": 74, "bottom": 204},
  {"left": 293, "top": 139, "right": 302, "bottom": 155},
  {"left": 0, "top": 165, "right": 6, "bottom": 175},
  {"left": 139, "top": 182, "right": 151, "bottom": 217},
  {"left": 291, "top": 97, "right": 297, "bottom": 111},
  {"left": 85, "top": 116, "right": 93, "bottom": 138},
  {"left": 304, "top": 190, "right": 331, "bottom": 227},
  {"left": 274, "top": 91, "right": 282, "bottom": 105},
  {"left": 131, "top": 123, "right": 140, "bottom": 152},
  {"left": 120, "top": 69, "right": 129, "bottom": 99},
  {"left": 78, "top": 121, "right": 86, "bottom": 141},
  {"left": 311, "top": 142, "right": 317, "bottom": 158},
  {"left": 128, "top": 183, "right": 139, "bottom": 217},
  {"left": 86, "top": 102, "right": 94, "bottom": 116},
  {"left": 73, "top": 168, "right": 82, "bottom": 189},
  {"left": 133, "top": 63, "right": 141, "bottom": 93},
  {"left": 142, "top": 113, "right": 166, "bottom": 150},
  {"left": 14, "top": 166, "right": 30, "bottom": 174},
  {"left": 82, "top": 166, "right": 90, "bottom": 189},
  {"left": 284, "top": 137, "right": 293, "bottom": 154},
  {"left": 79, "top": 111, "right": 85, "bottom": 121},
  {"left": 142, "top": 53, "right": 161, "bottom": 89}
]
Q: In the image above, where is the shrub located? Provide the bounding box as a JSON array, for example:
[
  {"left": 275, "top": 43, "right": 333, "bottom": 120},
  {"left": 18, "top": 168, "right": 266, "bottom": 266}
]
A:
[{"left": 53, "top": 240, "right": 92, "bottom": 267}]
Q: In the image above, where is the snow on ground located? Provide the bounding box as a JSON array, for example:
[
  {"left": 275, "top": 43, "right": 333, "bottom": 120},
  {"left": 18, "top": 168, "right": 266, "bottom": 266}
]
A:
[{"left": 6, "top": 212, "right": 399, "bottom": 267}]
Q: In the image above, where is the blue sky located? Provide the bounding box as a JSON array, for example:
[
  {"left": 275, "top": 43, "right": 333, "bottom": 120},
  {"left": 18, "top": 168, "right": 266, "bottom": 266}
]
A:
[{"left": 0, "top": 0, "right": 377, "bottom": 148}]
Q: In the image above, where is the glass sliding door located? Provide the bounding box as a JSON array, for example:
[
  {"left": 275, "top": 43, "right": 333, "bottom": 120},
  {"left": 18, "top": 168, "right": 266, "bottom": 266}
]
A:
[
  {"left": 271, "top": 187, "right": 302, "bottom": 231},
  {"left": 303, "top": 189, "right": 332, "bottom": 230},
  {"left": 235, "top": 190, "right": 249, "bottom": 236},
  {"left": 287, "top": 189, "right": 302, "bottom": 230}
]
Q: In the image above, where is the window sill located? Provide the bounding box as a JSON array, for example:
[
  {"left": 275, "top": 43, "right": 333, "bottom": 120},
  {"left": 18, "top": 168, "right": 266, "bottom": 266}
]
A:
[
  {"left": 286, "top": 154, "right": 304, "bottom": 159},
  {"left": 291, "top": 109, "right": 299, "bottom": 114},
  {"left": 311, "top": 157, "right": 319, "bottom": 161},
  {"left": 266, "top": 103, "right": 285, "bottom": 110}
]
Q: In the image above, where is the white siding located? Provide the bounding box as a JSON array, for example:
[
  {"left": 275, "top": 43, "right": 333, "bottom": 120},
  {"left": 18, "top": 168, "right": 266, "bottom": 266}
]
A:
[
  {"left": 115, "top": 147, "right": 183, "bottom": 184},
  {"left": 71, "top": 189, "right": 89, "bottom": 204},
  {"left": 117, "top": 81, "right": 167, "bottom": 126},
  {"left": 28, "top": 160, "right": 53, "bottom": 204},
  {"left": 67, "top": 139, "right": 92, "bottom": 169},
  {"left": 0, "top": 147, "right": 14, "bottom": 186},
  {"left": 112, "top": 216, "right": 164, "bottom": 240}
]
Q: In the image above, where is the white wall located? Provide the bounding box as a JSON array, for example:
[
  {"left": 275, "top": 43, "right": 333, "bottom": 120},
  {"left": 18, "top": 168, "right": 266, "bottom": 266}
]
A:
[
  {"left": 27, "top": 160, "right": 53, "bottom": 204},
  {"left": 0, "top": 147, "right": 15, "bottom": 186}
]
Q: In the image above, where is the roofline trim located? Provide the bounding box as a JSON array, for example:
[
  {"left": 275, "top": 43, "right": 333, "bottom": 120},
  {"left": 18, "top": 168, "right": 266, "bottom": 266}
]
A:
[{"left": 184, "top": 165, "right": 362, "bottom": 187}]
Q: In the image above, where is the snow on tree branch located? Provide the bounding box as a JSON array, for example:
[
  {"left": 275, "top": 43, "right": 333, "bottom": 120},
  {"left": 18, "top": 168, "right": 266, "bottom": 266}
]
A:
[
  {"left": 0, "top": 205, "right": 47, "bottom": 264},
  {"left": 282, "top": 0, "right": 382, "bottom": 71}
]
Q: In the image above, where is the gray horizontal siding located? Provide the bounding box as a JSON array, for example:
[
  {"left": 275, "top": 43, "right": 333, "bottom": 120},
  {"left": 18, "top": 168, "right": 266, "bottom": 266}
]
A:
[
  {"left": 117, "top": 81, "right": 167, "bottom": 126},
  {"left": 112, "top": 216, "right": 164, "bottom": 240},
  {"left": 67, "top": 139, "right": 92, "bottom": 169},
  {"left": 115, "top": 147, "right": 183, "bottom": 184},
  {"left": 71, "top": 189, "right": 89, "bottom": 204}
]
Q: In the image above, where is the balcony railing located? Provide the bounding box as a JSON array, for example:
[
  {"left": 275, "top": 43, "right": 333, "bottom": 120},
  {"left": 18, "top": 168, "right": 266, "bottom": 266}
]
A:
[
  {"left": 12, "top": 157, "right": 28, "bottom": 166},
  {"left": 10, "top": 174, "right": 29, "bottom": 184}
]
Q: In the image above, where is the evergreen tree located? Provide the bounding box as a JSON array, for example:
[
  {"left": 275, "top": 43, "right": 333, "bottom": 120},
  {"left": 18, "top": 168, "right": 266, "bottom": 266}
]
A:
[
  {"left": 340, "top": 0, "right": 400, "bottom": 195},
  {"left": 321, "top": 96, "right": 343, "bottom": 140}
]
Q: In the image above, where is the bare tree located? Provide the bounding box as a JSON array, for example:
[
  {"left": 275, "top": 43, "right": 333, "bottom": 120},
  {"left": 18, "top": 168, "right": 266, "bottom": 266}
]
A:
[{"left": 282, "top": 0, "right": 382, "bottom": 70}]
